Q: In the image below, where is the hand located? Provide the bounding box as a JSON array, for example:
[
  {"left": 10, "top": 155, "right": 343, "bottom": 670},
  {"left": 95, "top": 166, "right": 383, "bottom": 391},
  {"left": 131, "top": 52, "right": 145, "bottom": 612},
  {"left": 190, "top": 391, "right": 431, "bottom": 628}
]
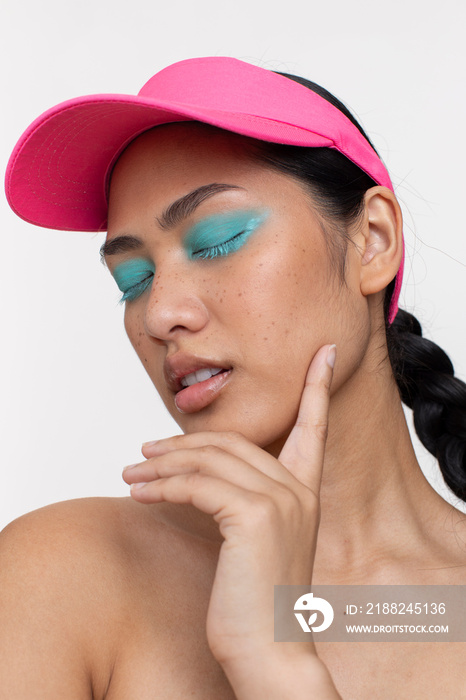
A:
[{"left": 123, "top": 344, "right": 338, "bottom": 696}]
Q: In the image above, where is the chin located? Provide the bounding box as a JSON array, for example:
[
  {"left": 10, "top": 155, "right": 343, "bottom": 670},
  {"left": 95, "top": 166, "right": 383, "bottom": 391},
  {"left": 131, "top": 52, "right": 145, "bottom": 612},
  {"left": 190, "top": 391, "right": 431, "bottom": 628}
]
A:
[
  {"left": 171, "top": 401, "right": 292, "bottom": 452},
  {"left": 153, "top": 370, "right": 298, "bottom": 449}
]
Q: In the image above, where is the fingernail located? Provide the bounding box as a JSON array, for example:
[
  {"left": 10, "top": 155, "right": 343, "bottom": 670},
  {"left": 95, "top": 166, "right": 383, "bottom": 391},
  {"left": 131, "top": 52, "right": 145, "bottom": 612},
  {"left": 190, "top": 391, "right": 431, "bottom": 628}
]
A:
[
  {"left": 122, "top": 463, "right": 138, "bottom": 473},
  {"left": 130, "top": 482, "right": 147, "bottom": 492},
  {"left": 326, "top": 344, "right": 337, "bottom": 369},
  {"left": 142, "top": 440, "right": 158, "bottom": 448}
]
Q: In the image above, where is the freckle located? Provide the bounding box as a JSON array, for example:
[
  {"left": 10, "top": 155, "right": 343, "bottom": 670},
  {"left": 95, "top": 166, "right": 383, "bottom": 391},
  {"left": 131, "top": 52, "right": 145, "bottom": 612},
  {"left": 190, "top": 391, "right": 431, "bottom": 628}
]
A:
[
  {"left": 263, "top": 337, "right": 268, "bottom": 341},
  {"left": 219, "top": 298, "right": 223, "bottom": 303},
  {"left": 238, "top": 292, "right": 242, "bottom": 297}
]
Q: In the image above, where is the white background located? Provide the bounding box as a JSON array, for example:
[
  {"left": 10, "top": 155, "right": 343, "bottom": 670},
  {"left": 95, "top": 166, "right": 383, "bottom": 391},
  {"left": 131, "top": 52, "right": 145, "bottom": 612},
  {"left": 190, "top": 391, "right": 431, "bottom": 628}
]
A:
[{"left": 1, "top": 0, "right": 465, "bottom": 529}]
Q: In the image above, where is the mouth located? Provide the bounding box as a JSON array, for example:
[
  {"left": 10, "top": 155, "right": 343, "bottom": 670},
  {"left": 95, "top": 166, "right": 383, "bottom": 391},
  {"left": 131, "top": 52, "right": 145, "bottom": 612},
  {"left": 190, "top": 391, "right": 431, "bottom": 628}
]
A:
[
  {"left": 180, "top": 366, "right": 226, "bottom": 388},
  {"left": 164, "top": 355, "right": 233, "bottom": 414},
  {"left": 175, "top": 368, "right": 232, "bottom": 414}
]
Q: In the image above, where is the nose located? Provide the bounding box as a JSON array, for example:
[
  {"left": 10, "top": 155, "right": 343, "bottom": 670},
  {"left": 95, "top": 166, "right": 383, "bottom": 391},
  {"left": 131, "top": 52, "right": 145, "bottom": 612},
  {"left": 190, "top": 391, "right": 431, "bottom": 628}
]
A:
[{"left": 143, "top": 265, "right": 209, "bottom": 342}]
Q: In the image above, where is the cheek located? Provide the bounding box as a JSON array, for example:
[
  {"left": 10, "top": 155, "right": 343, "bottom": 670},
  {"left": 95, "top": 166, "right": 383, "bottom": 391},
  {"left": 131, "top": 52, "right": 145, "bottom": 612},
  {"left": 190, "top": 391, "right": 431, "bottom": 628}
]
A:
[
  {"left": 124, "top": 309, "right": 153, "bottom": 369},
  {"left": 212, "top": 243, "right": 330, "bottom": 424},
  {"left": 220, "top": 236, "right": 334, "bottom": 350},
  {"left": 217, "top": 236, "right": 363, "bottom": 398},
  {"left": 124, "top": 309, "right": 142, "bottom": 350}
]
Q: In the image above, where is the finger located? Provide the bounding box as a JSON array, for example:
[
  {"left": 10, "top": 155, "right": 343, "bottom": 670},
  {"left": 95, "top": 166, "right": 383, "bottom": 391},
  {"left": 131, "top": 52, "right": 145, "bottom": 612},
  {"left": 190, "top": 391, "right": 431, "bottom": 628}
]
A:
[
  {"left": 140, "top": 431, "right": 295, "bottom": 486},
  {"left": 129, "top": 471, "right": 261, "bottom": 526},
  {"left": 123, "top": 446, "right": 293, "bottom": 496},
  {"left": 278, "top": 344, "right": 336, "bottom": 492}
]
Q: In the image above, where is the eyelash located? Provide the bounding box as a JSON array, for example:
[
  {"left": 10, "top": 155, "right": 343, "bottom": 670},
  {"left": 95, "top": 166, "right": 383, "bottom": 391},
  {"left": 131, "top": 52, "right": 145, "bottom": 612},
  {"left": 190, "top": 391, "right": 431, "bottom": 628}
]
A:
[{"left": 191, "top": 230, "right": 247, "bottom": 260}]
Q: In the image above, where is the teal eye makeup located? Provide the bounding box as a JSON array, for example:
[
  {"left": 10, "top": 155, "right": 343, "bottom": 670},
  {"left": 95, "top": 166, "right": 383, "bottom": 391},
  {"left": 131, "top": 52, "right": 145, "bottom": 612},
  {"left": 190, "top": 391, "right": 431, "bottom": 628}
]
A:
[
  {"left": 184, "top": 209, "right": 269, "bottom": 260},
  {"left": 113, "top": 258, "right": 155, "bottom": 304}
]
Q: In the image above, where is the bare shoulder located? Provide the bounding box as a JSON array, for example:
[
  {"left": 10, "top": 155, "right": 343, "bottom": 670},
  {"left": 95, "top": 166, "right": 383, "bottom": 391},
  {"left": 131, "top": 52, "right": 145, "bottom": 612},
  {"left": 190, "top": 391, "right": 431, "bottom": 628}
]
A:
[
  {"left": 0, "top": 496, "right": 171, "bottom": 609},
  {"left": 0, "top": 497, "right": 140, "bottom": 577},
  {"left": 0, "top": 497, "right": 164, "bottom": 698}
]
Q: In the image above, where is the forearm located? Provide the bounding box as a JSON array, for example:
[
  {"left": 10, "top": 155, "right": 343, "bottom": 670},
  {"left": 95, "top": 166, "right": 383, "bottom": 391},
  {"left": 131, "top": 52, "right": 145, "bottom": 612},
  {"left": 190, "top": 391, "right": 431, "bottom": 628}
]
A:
[{"left": 222, "top": 648, "right": 342, "bottom": 700}]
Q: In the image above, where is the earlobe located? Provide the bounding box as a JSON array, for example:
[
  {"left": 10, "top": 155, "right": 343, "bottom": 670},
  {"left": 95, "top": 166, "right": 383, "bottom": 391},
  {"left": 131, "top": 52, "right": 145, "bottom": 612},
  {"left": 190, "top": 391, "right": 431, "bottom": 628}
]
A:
[{"left": 358, "top": 186, "right": 403, "bottom": 297}]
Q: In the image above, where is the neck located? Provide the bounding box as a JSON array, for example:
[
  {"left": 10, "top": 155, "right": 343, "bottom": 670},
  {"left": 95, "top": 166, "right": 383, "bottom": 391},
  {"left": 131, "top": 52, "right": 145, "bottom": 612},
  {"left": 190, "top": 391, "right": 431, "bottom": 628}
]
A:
[{"left": 311, "top": 335, "right": 448, "bottom": 583}]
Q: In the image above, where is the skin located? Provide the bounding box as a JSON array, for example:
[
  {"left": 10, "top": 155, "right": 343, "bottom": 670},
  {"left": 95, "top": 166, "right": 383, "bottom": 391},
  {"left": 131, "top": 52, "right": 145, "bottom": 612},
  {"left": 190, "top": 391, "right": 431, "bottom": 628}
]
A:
[{"left": 1, "top": 123, "right": 466, "bottom": 699}]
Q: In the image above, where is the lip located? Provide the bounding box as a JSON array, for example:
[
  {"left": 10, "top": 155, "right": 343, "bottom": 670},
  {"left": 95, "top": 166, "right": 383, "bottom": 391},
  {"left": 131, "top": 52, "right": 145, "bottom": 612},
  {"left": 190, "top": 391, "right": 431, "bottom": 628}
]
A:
[
  {"left": 163, "top": 353, "right": 232, "bottom": 394},
  {"left": 175, "top": 369, "right": 232, "bottom": 413}
]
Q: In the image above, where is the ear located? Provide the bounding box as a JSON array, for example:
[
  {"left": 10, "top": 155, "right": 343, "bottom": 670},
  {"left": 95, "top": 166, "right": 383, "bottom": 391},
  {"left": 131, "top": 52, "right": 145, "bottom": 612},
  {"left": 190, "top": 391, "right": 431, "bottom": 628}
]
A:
[{"left": 356, "top": 186, "right": 403, "bottom": 298}]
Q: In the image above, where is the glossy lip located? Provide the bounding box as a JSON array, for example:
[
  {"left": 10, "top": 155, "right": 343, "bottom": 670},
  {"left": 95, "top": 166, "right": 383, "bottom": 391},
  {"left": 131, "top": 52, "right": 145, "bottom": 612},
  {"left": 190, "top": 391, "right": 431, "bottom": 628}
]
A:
[
  {"left": 174, "top": 369, "right": 232, "bottom": 414},
  {"left": 164, "top": 353, "right": 233, "bottom": 394}
]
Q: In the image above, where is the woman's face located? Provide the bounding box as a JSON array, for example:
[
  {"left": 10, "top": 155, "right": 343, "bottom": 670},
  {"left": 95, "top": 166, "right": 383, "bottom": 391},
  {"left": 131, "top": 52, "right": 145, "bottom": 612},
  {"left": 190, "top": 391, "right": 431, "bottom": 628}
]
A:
[{"left": 106, "top": 124, "right": 368, "bottom": 454}]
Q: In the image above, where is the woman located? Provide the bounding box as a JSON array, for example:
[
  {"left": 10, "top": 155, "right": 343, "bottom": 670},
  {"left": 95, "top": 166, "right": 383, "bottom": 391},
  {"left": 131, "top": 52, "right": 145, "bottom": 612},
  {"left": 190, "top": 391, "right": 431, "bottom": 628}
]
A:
[{"left": 2, "top": 57, "right": 465, "bottom": 698}]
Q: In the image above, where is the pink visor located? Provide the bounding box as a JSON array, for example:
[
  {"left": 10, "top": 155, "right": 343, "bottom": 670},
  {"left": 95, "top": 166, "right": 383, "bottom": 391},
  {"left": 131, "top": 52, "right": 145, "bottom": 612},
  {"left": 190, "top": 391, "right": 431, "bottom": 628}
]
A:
[{"left": 5, "top": 56, "right": 403, "bottom": 322}]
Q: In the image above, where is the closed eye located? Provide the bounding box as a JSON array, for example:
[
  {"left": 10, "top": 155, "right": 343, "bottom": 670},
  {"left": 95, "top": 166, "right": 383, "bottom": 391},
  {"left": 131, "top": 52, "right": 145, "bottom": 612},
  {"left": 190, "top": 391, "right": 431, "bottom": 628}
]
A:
[
  {"left": 185, "top": 209, "right": 269, "bottom": 261},
  {"left": 118, "top": 273, "right": 154, "bottom": 304},
  {"left": 192, "top": 230, "right": 247, "bottom": 260},
  {"left": 112, "top": 258, "right": 155, "bottom": 304}
]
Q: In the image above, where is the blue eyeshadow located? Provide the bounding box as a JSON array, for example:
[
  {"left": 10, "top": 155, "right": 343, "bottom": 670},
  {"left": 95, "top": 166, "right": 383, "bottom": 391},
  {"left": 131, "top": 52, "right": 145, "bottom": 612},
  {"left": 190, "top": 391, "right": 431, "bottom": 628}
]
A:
[
  {"left": 184, "top": 209, "right": 269, "bottom": 260},
  {"left": 113, "top": 258, "right": 155, "bottom": 303}
]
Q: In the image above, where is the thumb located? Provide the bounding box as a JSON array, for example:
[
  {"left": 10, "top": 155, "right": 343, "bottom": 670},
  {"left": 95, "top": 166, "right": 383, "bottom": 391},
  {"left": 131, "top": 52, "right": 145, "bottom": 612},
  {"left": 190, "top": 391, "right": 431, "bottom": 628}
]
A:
[{"left": 278, "top": 344, "right": 336, "bottom": 492}]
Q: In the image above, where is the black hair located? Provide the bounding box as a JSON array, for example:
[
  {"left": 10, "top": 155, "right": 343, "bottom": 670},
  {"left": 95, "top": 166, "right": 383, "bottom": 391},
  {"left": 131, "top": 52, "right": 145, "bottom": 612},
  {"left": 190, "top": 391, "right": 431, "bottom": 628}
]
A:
[{"left": 256, "top": 72, "right": 466, "bottom": 501}]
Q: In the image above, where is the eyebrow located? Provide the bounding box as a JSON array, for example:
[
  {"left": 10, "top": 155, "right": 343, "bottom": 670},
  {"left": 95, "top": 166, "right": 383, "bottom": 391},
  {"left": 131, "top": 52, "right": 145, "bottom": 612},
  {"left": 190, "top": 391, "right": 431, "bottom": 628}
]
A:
[{"left": 100, "top": 183, "right": 243, "bottom": 263}]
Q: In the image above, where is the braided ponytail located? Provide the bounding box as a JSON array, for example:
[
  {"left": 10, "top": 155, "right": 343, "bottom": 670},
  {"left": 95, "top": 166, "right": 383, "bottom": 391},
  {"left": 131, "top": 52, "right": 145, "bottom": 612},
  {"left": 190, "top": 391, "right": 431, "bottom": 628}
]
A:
[{"left": 386, "top": 307, "right": 466, "bottom": 500}]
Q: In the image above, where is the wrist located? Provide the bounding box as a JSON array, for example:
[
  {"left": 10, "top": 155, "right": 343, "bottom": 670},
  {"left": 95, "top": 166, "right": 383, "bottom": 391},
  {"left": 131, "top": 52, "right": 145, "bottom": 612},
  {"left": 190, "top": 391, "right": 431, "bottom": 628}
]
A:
[{"left": 221, "top": 645, "right": 341, "bottom": 700}]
